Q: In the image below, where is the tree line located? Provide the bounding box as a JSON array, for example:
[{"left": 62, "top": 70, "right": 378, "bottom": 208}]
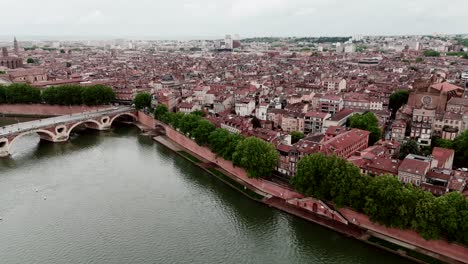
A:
[
  {"left": 153, "top": 104, "right": 468, "bottom": 246},
  {"left": 153, "top": 104, "right": 279, "bottom": 178},
  {"left": 290, "top": 153, "right": 468, "bottom": 246},
  {"left": 0, "top": 83, "right": 115, "bottom": 106}
]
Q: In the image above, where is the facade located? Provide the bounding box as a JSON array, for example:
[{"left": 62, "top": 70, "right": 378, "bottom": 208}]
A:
[
  {"left": 398, "top": 154, "right": 431, "bottom": 186},
  {"left": 319, "top": 95, "right": 344, "bottom": 115},
  {"left": 235, "top": 99, "right": 255, "bottom": 116},
  {"left": 410, "top": 108, "right": 435, "bottom": 146},
  {"left": 304, "top": 111, "right": 330, "bottom": 134},
  {"left": 255, "top": 103, "right": 269, "bottom": 120},
  {"left": 391, "top": 119, "right": 407, "bottom": 142},
  {"left": 322, "top": 129, "right": 370, "bottom": 159},
  {"left": 281, "top": 113, "right": 305, "bottom": 133}
]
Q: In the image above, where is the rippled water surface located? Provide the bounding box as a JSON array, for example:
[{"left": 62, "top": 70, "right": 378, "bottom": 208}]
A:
[{"left": 0, "top": 123, "right": 414, "bottom": 264}]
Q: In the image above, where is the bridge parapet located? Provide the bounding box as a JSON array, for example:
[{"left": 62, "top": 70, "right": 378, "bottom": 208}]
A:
[{"left": 0, "top": 107, "right": 137, "bottom": 157}]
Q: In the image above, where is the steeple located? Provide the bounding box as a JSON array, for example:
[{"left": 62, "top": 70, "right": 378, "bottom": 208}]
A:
[{"left": 13, "top": 36, "right": 18, "bottom": 53}]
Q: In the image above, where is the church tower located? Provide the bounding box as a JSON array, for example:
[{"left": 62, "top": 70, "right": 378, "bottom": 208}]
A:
[{"left": 13, "top": 37, "right": 19, "bottom": 53}]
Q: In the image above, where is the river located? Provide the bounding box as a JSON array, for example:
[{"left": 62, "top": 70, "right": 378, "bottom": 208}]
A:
[{"left": 0, "top": 119, "right": 414, "bottom": 264}]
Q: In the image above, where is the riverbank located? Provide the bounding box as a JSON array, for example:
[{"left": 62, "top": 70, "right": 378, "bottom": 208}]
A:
[{"left": 149, "top": 124, "right": 468, "bottom": 264}]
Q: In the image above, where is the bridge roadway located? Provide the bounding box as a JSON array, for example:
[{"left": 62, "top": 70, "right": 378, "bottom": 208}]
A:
[
  {"left": 0, "top": 106, "right": 136, "bottom": 157},
  {"left": 0, "top": 106, "right": 133, "bottom": 137}
]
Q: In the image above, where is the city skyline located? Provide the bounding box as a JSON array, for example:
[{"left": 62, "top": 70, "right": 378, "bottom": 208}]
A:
[{"left": 2, "top": 0, "right": 467, "bottom": 38}]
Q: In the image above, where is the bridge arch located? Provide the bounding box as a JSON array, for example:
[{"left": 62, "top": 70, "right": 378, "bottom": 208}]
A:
[
  {"left": 7, "top": 129, "right": 58, "bottom": 155},
  {"left": 67, "top": 119, "right": 103, "bottom": 137},
  {"left": 109, "top": 112, "right": 138, "bottom": 127}
]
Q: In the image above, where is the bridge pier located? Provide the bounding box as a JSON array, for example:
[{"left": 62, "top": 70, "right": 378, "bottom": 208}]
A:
[
  {"left": 0, "top": 138, "right": 9, "bottom": 157},
  {"left": 0, "top": 108, "right": 137, "bottom": 158}
]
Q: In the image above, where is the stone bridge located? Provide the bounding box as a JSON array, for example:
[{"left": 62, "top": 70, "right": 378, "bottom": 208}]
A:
[{"left": 0, "top": 106, "right": 137, "bottom": 157}]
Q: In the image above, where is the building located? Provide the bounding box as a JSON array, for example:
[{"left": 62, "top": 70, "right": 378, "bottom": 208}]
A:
[
  {"left": 319, "top": 95, "right": 344, "bottom": 115},
  {"left": 441, "top": 112, "right": 464, "bottom": 139},
  {"left": 410, "top": 108, "right": 435, "bottom": 146},
  {"left": 281, "top": 113, "right": 305, "bottom": 133},
  {"left": 304, "top": 111, "right": 330, "bottom": 134},
  {"left": 391, "top": 119, "right": 407, "bottom": 142},
  {"left": 398, "top": 154, "right": 432, "bottom": 186},
  {"left": 432, "top": 147, "right": 455, "bottom": 169},
  {"left": 255, "top": 103, "right": 269, "bottom": 120},
  {"left": 0, "top": 47, "right": 22, "bottom": 69},
  {"left": 8, "top": 68, "right": 47, "bottom": 83},
  {"left": 322, "top": 108, "right": 354, "bottom": 133},
  {"left": 322, "top": 128, "right": 370, "bottom": 159},
  {"left": 235, "top": 99, "right": 255, "bottom": 116},
  {"left": 322, "top": 78, "right": 347, "bottom": 93},
  {"left": 446, "top": 97, "right": 468, "bottom": 113}
]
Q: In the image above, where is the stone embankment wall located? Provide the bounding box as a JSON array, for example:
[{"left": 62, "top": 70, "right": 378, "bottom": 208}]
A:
[
  {"left": 339, "top": 208, "right": 468, "bottom": 264},
  {"left": 137, "top": 112, "right": 468, "bottom": 264},
  {"left": 0, "top": 104, "right": 109, "bottom": 117}
]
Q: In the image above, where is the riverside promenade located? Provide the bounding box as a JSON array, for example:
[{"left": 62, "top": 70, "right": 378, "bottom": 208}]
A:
[{"left": 142, "top": 115, "right": 468, "bottom": 264}]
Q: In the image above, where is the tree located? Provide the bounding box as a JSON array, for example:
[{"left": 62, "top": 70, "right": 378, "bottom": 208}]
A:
[
  {"left": 41, "top": 85, "right": 84, "bottom": 105},
  {"left": 66, "top": 62, "right": 72, "bottom": 68},
  {"left": 423, "top": 50, "right": 440, "bottom": 57},
  {"left": 208, "top": 128, "right": 244, "bottom": 160},
  {"left": 81, "top": 85, "right": 115, "bottom": 105},
  {"left": 290, "top": 131, "right": 304, "bottom": 144},
  {"left": 192, "top": 110, "right": 205, "bottom": 117},
  {"left": 133, "top": 92, "right": 152, "bottom": 110},
  {"left": 232, "top": 137, "right": 279, "bottom": 178},
  {"left": 60, "top": 49, "right": 66, "bottom": 53},
  {"left": 179, "top": 114, "right": 201, "bottom": 135},
  {"left": 191, "top": 119, "right": 215, "bottom": 145},
  {"left": 251, "top": 116, "right": 261, "bottom": 128},
  {"left": 154, "top": 104, "right": 168, "bottom": 120},
  {"left": 363, "top": 175, "right": 408, "bottom": 227},
  {"left": 415, "top": 57, "right": 424, "bottom": 63},
  {"left": 0, "top": 85, "right": 6, "bottom": 104},
  {"left": 3, "top": 83, "right": 41, "bottom": 104},
  {"left": 398, "top": 140, "right": 421, "bottom": 159},
  {"left": 453, "top": 130, "right": 468, "bottom": 167},
  {"left": 389, "top": 90, "right": 410, "bottom": 115},
  {"left": 432, "top": 137, "right": 454, "bottom": 150},
  {"left": 26, "top": 58, "right": 35, "bottom": 64},
  {"left": 349, "top": 112, "right": 382, "bottom": 145}
]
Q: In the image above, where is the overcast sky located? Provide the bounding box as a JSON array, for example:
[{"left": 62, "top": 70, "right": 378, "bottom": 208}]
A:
[{"left": 1, "top": 0, "right": 467, "bottom": 39}]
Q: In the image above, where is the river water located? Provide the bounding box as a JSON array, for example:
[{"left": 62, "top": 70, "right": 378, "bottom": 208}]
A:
[{"left": 0, "top": 120, "right": 414, "bottom": 264}]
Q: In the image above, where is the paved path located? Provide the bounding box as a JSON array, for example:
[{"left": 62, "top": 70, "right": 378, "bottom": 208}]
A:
[{"left": 0, "top": 106, "right": 133, "bottom": 137}]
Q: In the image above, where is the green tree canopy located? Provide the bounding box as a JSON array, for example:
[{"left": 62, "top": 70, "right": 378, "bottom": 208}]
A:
[
  {"left": 290, "top": 153, "right": 468, "bottom": 245},
  {"left": 232, "top": 137, "right": 279, "bottom": 178},
  {"left": 3, "top": 83, "right": 41, "bottom": 104},
  {"left": 133, "top": 92, "right": 152, "bottom": 110},
  {"left": 349, "top": 112, "right": 382, "bottom": 145},
  {"left": 81, "top": 85, "right": 115, "bottom": 105},
  {"left": 26, "top": 58, "right": 35, "bottom": 64},
  {"left": 453, "top": 130, "right": 468, "bottom": 167},
  {"left": 0, "top": 85, "right": 6, "bottom": 104},
  {"left": 423, "top": 50, "right": 440, "bottom": 57},
  {"left": 191, "top": 119, "right": 216, "bottom": 145},
  {"left": 389, "top": 90, "right": 410, "bottom": 114},
  {"left": 398, "top": 140, "right": 421, "bottom": 159},
  {"left": 154, "top": 104, "right": 168, "bottom": 120},
  {"left": 290, "top": 131, "right": 304, "bottom": 144},
  {"left": 41, "top": 85, "right": 84, "bottom": 105},
  {"left": 208, "top": 128, "right": 244, "bottom": 161}
]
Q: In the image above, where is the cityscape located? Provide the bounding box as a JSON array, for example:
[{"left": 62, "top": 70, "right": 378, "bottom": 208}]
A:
[{"left": 1, "top": 1, "right": 468, "bottom": 264}]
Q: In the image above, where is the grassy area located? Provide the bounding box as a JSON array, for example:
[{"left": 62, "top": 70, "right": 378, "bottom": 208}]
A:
[
  {"left": 178, "top": 151, "right": 202, "bottom": 163},
  {"left": 368, "top": 236, "right": 445, "bottom": 264},
  {"left": 207, "top": 168, "right": 265, "bottom": 200}
]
